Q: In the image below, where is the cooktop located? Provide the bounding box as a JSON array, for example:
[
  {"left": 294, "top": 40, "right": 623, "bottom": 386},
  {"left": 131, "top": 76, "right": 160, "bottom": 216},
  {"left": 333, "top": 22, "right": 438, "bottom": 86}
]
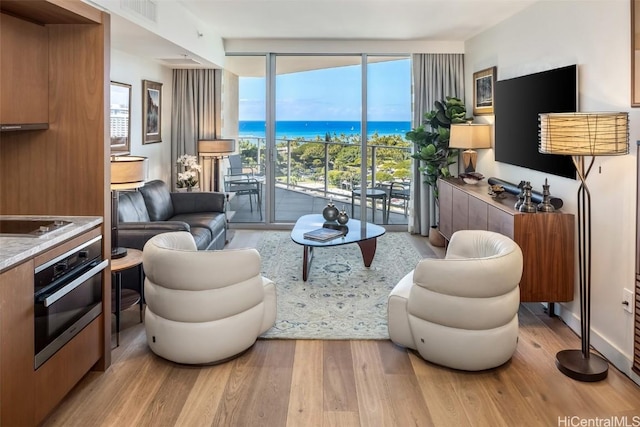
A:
[{"left": 0, "top": 219, "right": 72, "bottom": 237}]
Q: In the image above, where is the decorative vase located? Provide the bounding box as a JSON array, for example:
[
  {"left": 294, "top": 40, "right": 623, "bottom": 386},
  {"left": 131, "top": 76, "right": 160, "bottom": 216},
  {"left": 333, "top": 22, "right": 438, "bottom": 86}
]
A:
[
  {"left": 337, "top": 208, "right": 349, "bottom": 225},
  {"left": 322, "top": 201, "right": 339, "bottom": 222},
  {"left": 429, "top": 226, "right": 445, "bottom": 247}
]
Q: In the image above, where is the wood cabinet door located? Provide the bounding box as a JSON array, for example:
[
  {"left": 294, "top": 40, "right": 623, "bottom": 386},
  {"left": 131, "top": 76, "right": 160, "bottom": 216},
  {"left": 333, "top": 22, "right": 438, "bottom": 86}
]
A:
[
  {"left": 468, "top": 195, "right": 488, "bottom": 230},
  {"left": 487, "top": 205, "right": 514, "bottom": 239},
  {"left": 0, "top": 13, "right": 48, "bottom": 125},
  {"left": 0, "top": 261, "right": 35, "bottom": 426},
  {"left": 451, "top": 187, "right": 469, "bottom": 235},
  {"left": 438, "top": 180, "right": 453, "bottom": 240}
]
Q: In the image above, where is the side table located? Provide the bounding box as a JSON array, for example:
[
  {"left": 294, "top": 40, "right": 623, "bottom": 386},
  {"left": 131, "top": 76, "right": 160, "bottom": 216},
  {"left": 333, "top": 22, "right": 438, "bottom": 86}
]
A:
[
  {"left": 111, "top": 248, "right": 144, "bottom": 347},
  {"left": 351, "top": 188, "right": 388, "bottom": 224}
]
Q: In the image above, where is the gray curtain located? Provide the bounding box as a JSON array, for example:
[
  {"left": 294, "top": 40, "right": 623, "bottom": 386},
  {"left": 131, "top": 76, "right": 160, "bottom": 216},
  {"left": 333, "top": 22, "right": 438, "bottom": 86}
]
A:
[
  {"left": 171, "top": 69, "right": 220, "bottom": 191},
  {"left": 408, "top": 54, "right": 464, "bottom": 235}
]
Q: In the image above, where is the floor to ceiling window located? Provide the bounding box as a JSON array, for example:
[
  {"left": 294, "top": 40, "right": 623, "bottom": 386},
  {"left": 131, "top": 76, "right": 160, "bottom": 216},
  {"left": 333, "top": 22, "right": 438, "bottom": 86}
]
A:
[{"left": 228, "top": 54, "right": 411, "bottom": 226}]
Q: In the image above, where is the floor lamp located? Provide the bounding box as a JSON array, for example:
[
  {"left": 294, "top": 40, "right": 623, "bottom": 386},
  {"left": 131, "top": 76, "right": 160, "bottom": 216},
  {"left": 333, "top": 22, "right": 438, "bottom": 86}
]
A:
[
  {"left": 198, "top": 139, "right": 236, "bottom": 192},
  {"left": 449, "top": 123, "right": 492, "bottom": 173},
  {"left": 110, "top": 156, "right": 148, "bottom": 259},
  {"left": 539, "top": 112, "right": 629, "bottom": 382}
]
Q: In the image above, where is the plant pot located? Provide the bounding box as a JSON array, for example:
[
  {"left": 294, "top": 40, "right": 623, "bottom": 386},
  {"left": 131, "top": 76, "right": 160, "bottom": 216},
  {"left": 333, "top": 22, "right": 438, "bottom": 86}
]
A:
[
  {"left": 176, "top": 185, "right": 199, "bottom": 192},
  {"left": 428, "top": 226, "right": 445, "bottom": 247}
]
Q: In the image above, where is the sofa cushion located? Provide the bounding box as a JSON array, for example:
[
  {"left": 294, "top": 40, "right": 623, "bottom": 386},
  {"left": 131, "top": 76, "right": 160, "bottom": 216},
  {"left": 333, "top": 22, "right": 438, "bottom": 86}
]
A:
[
  {"left": 139, "top": 180, "right": 174, "bottom": 221},
  {"left": 188, "top": 226, "right": 215, "bottom": 250},
  {"left": 171, "top": 212, "right": 226, "bottom": 240},
  {"left": 118, "top": 191, "right": 151, "bottom": 222}
]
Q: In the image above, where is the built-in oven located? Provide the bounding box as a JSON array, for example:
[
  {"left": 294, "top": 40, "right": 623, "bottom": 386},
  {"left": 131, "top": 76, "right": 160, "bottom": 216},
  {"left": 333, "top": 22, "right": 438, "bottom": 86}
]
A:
[{"left": 34, "top": 235, "right": 108, "bottom": 369}]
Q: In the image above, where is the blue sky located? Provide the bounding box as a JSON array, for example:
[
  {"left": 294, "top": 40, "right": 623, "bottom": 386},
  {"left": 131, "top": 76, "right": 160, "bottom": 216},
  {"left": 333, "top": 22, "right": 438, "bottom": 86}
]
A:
[{"left": 239, "top": 58, "right": 411, "bottom": 122}]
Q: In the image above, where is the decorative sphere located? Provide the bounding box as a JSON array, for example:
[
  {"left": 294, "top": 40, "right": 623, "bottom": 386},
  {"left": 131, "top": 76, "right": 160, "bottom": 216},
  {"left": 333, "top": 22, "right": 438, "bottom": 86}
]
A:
[
  {"left": 322, "top": 203, "right": 339, "bottom": 221},
  {"left": 337, "top": 210, "right": 349, "bottom": 225}
]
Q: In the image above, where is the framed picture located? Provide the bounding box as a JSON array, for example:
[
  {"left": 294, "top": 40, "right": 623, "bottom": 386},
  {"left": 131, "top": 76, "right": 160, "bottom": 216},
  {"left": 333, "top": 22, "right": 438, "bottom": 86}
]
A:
[
  {"left": 473, "top": 67, "right": 496, "bottom": 115},
  {"left": 632, "top": 0, "right": 640, "bottom": 106},
  {"left": 142, "top": 79, "right": 162, "bottom": 144},
  {"left": 109, "top": 82, "right": 131, "bottom": 154}
]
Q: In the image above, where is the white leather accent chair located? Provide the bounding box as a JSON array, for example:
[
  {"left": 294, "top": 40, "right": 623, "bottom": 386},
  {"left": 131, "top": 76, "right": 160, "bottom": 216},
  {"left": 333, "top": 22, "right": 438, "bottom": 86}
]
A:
[
  {"left": 388, "top": 230, "right": 523, "bottom": 371},
  {"left": 142, "top": 231, "right": 276, "bottom": 364}
]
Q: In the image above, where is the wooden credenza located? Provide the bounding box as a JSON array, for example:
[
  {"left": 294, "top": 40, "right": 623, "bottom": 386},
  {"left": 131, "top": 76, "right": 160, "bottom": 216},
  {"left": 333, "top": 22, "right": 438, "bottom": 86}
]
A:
[{"left": 438, "top": 178, "right": 574, "bottom": 303}]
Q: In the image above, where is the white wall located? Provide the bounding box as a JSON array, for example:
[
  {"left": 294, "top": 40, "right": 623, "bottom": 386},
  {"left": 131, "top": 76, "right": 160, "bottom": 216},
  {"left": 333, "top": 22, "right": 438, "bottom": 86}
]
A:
[
  {"left": 111, "top": 50, "right": 173, "bottom": 184},
  {"left": 466, "top": 0, "right": 639, "bottom": 382}
]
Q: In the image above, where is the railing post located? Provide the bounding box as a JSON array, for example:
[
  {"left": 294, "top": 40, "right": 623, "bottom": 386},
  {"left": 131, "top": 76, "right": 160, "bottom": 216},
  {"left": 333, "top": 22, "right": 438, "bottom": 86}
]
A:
[
  {"left": 324, "top": 141, "right": 329, "bottom": 196},
  {"left": 371, "top": 145, "right": 377, "bottom": 187},
  {"left": 287, "top": 140, "right": 292, "bottom": 188}
]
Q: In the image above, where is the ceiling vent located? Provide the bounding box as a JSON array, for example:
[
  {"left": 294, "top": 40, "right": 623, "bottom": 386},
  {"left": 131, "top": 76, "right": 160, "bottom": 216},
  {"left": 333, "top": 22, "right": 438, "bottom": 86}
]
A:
[
  {"left": 159, "top": 57, "right": 203, "bottom": 66},
  {"left": 120, "top": 0, "right": 157, "bottom": 23}
]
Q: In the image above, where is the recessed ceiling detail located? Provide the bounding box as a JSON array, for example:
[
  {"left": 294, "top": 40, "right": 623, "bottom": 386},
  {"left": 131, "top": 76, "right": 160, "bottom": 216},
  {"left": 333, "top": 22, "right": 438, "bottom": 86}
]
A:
[
  {"left": 120, "top": 0, "right": 157, "bottom": 23},
  {"left": 157, "top": 57, "right": 202, "bottom": 66}
]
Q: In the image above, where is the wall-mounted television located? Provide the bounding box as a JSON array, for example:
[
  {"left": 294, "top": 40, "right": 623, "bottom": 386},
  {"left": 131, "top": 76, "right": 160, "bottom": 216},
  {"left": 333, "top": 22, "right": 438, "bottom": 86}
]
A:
[{"left": 494, "top": 65, "right": 577, "bottom": 179}]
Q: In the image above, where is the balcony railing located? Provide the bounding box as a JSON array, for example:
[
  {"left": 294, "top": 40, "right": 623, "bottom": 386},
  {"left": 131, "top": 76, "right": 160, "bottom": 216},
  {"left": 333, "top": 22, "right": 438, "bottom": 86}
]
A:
[{"left": 235, "top": 136, "right": 412, "bottom": 217}]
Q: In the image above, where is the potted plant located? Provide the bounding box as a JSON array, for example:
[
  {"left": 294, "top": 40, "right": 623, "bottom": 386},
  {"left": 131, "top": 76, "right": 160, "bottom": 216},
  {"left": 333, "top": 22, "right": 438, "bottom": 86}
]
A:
[{"left": 406, "top": 96, "right": 468, "bottom": 246}]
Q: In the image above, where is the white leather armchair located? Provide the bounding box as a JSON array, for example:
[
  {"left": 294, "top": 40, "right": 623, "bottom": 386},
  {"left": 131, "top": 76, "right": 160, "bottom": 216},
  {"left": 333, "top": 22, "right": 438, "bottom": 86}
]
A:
[
  {"left": 388, "top": 230, "right": 523, "bottom": 371},
  {"left": 142, "top": 231, "right": 276, "bottom": 364}
]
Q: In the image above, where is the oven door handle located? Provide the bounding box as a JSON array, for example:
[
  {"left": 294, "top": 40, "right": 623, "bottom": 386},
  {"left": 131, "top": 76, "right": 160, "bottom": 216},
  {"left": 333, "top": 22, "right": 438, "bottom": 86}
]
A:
[{"left": 41, "top": 259, "right": 109, "bottom": 308}]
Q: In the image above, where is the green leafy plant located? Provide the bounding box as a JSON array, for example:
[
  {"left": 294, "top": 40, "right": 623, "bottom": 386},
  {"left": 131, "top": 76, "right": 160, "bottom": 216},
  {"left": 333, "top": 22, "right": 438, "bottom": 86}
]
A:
[{"left": 406, "top": 96, "right": 467, "bottom": 200}]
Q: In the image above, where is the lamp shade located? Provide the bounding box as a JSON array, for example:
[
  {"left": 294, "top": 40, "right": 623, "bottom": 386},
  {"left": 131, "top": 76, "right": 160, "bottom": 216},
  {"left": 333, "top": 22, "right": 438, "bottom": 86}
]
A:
[
  {"left": 539, "top": 112, "right": 629, "bottom": 156},
  {"left": 110, "top": 156, "right": 148, "bottom": 190},
  {"left": 198, "top": 139, "right": 236, "bottom": 155},
  {"left": 449, "top": 124, "right": 492, "bottom": 149}
]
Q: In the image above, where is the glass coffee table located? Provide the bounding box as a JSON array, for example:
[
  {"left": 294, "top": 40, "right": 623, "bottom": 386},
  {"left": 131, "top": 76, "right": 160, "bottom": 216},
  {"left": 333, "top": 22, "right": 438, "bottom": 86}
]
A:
[{"left": 291, "top": 214, "right": 386, "bottom": 281}]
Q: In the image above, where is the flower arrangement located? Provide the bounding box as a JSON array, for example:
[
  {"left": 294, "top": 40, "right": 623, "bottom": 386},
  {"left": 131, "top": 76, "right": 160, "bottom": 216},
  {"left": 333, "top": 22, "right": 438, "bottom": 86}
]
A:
[{"left": 176, "top": 154, "right": 202, "bottom": 189}]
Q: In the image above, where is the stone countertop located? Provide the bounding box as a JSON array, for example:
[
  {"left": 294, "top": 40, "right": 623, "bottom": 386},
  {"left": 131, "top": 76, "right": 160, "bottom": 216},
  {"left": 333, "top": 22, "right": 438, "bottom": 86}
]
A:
[{"left": 0, "top": 215, "right": 103, "bottom": 272}]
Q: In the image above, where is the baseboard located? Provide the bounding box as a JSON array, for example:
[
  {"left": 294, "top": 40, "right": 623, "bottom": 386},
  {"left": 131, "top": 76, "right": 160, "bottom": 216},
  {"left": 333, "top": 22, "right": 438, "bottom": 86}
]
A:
[{"left": 554, "top": 303, "right": 640, "bottom": 386}]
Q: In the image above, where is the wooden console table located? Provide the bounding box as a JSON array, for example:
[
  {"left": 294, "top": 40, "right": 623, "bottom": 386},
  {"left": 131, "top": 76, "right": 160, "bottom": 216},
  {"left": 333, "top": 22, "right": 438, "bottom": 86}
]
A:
[{"left": 438, "top": 178, "right": 574, "bottom": 303}]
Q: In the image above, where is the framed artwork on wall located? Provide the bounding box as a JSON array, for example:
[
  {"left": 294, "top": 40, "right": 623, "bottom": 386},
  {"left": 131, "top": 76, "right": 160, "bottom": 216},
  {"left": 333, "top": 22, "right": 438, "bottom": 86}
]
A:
[
  {"left": 110, "top": 82, "right": 131, "bottom": 154},
  {"left": 142, "top": 79, "right": 162, "bottom": 144},
  {"left": 473, "top": 67, "right": 496, "bottom": 115},
  {"left": 632, "top": 0, "right": 640, "bottom": 106}
]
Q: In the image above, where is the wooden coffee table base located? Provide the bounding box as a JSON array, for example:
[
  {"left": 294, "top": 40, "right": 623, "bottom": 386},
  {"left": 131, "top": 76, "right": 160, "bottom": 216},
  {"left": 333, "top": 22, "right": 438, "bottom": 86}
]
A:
[{"left": 301, "top": 237, "right": 378, "bottom": 282}]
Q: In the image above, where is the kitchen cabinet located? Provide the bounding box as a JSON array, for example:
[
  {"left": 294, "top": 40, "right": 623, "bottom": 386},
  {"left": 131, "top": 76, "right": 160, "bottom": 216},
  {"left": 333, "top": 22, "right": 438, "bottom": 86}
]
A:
[
  {"left": 0, "top": 0, "right": 111, "bottom": 424},
  {"left": 0, "top": 225, "right": 104, "bottom": 426},
  {"left": 0, "top": 13, "right": 48, "bottom": 129},
  {"left": 0, "top": 0, "right": 110, "bottom": 365},
  {"left": 1, "top": 225, "right": 104, "bottom": 425},
  {"left": 0, "top": 259, "right": 35, "bottom": 426},
  {"left": 438, "top": 178, "right": 574, "bottom": 303}
]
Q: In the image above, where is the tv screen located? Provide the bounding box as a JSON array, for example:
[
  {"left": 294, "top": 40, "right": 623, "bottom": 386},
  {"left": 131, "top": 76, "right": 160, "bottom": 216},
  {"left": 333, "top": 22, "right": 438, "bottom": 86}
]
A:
[{"left": 494, "top": 65, "right": 577, "bottom": 179}]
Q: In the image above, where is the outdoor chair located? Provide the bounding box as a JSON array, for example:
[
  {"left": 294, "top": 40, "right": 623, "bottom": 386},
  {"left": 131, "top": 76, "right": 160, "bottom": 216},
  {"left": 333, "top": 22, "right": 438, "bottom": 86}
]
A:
[{"left": 224, "top": 154, "right": 264, "bottom": 220}]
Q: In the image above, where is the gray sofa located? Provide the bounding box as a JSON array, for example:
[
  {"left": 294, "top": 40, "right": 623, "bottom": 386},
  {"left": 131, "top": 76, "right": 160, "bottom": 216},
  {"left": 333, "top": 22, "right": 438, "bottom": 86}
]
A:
[{"left": 117, "top": 180, "right": 227, "bottom": 250}]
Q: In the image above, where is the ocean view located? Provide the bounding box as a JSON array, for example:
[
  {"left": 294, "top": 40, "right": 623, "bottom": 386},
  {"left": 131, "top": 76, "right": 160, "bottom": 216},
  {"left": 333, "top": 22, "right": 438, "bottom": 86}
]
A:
[{"left": 238, "top": 120, "right": 412, "bottom": 140}]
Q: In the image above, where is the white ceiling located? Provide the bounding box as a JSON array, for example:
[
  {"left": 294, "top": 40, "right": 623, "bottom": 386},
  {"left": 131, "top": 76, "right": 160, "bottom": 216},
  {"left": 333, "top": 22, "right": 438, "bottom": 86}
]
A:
[
  {"left": 108, "top": 0, "right": 537, "bottom": 73},
  {"left": 179, "top": 0, "right": 535, "bottom": 41}
]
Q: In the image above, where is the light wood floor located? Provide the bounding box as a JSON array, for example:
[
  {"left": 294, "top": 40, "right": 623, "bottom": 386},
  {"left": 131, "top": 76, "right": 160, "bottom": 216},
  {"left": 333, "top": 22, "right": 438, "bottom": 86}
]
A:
[{"left": 43, "top": 232, "right": 640, "bottom": 427}]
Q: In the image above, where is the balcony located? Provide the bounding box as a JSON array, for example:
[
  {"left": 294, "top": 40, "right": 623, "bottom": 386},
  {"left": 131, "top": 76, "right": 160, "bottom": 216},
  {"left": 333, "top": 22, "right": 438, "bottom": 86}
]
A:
[{"left": 227, "top": 137, "right": 412, "bottom": 225}]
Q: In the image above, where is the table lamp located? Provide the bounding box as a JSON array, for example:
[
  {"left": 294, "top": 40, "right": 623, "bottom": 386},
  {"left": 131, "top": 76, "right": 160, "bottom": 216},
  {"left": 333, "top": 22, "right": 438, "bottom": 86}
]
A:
[
  {"left": 110, "top": 156, "right": 148, "bottom": 259},
  {"left": 449, "top": 123, "right": 492, "bottom": 173},
  {"left": 198, "top": 139, "right": 236, "bottom": 192},
  {"left": 539, "top": 112, "right": 628, "bottom": 382}
]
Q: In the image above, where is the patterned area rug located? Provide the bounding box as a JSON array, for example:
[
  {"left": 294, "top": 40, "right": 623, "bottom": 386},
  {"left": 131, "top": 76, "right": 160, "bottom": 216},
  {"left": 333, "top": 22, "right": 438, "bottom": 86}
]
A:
[{"left": 257, "top": 231, "right": 433, "bottom": 340}]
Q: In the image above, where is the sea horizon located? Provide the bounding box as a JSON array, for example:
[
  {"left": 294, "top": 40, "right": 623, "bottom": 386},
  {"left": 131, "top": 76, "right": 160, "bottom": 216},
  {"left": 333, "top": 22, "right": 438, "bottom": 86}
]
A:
[{"left": 238, "top": 120, "right": 412, "bottom": 140}]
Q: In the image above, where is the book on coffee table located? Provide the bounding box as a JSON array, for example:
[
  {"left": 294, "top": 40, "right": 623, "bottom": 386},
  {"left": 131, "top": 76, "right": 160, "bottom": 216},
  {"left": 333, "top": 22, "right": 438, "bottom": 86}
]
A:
[{"left": 303, "top": 227, "right": 345, "bottom": 242}]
